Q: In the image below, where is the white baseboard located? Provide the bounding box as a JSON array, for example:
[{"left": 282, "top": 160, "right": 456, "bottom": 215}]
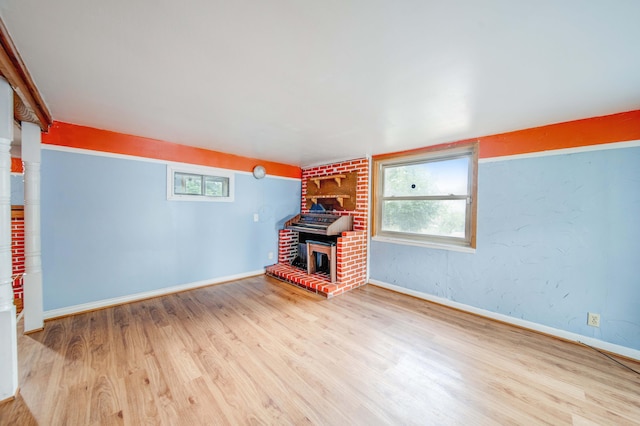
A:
[
  {"left": 43, "top": 270, "right": 265, "bottom": 320},
  {"left": 368, "top": 279, "right": 640, "bottom": 361}
]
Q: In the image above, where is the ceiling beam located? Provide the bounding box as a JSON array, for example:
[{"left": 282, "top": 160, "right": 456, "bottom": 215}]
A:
[
  {"left": 0, "top": 16, "right": 51, "bottom": 131},
  {"left": 13, "top": 92, "right": 39, "bottom": 124}
]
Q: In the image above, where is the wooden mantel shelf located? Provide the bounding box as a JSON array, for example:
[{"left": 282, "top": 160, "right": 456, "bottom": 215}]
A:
[
  {"left": 305, "top": 194, "right": 351, "bottom": 207},
  {"left": 310, "top": 174, "right": 347, "bottom": 188}
]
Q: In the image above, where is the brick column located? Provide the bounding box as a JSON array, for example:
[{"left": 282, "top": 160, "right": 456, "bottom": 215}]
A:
[
  {"left": 11, "top": 215, "right": 25, "bottom": 311},
  {"left": 277, "top": 229, "right": 298, "bottom": 264}
]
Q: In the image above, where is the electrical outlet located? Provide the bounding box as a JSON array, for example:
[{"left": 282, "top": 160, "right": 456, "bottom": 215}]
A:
[
  {"left": 253, "top": 213, "right": 259, "bottom": 222},
  {"left": 587, "top": 312, "right": 600, "bottom": 328},
  {"left": 268, "top": 252, "right": 274, "bottom": 260}
]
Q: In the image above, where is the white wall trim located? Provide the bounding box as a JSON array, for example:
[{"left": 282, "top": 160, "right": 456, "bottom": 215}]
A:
[
  {"left": 43, "top": 269, "right": 265, "bottom": 320},
  {"left": 42, "top": 144, "right": 301, "bottom": 181},
  {"left": 369, "top": 278, "right": 640, "bottom": 361},
  {"left": 479, "top": 139, "right": 640, "bottom": 164},
  {"left": 371, "top": 235, "right": 476, "bottom": 254}
]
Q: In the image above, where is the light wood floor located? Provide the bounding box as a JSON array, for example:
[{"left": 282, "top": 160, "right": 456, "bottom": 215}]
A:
[{"left": 1, "top": 276, "right": 639, "bottom": 425}]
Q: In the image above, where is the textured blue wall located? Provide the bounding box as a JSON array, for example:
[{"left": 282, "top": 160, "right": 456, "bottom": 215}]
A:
[
  {"left": 41, "top": 149, "right": 300, "bottom": 310},
  {"left": 10, "top": 174, "right": 23, "bottom": 205},
  {"left": 370, "top": 146, "right": 640, "bottom": 351}
]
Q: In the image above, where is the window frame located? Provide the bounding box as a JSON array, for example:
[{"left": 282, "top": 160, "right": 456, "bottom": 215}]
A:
[
  {"left": 167, "top": 164, "right": 235, "bottom": 202},
  {"left": 372, "top": 142, "right": 478, "bottom": 251}
]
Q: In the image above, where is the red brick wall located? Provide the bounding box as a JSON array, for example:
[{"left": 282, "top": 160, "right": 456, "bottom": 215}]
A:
[
  {"left": 301, "top": 158, "right": 369, "bottom": 232},
  {"left": 302, "top": 158, "right": 369, "bottom": 293},
  {"left": 11, "top": 216, "right": 25, "bottom": 311},
  {"left": 278, "top": 229, "right": 299, "bottom": 264},
  {"left": 270, "top": 158, "right": 370, "bottom": 297},
  {"left": 335, "top": 231, "right": 367, "bottom": 295}
]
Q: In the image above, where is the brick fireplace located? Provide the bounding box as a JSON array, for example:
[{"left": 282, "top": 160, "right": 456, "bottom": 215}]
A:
[{"left": 266, "top": 158, "right": 369, "bottom": 297}]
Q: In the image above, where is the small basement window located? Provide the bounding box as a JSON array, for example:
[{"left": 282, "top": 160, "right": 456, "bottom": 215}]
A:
[{"left": 167, "top": 165, "right": 234, "bottom": 202}]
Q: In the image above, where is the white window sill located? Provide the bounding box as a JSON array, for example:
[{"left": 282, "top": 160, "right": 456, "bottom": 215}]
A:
[
  {"left": 371, "top": 235, "right": 476, "bottom": 254},
  {"left": 167, "top": 194, "right": 234, "bottom": 202}
]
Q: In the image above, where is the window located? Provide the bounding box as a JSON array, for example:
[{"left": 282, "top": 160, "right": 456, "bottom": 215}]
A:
[
  {"left": 167, "top": 165, "right": 234, "bottom": 202},
  {"left": 373, "top": 142, "right": 478, "bottom": 250}
]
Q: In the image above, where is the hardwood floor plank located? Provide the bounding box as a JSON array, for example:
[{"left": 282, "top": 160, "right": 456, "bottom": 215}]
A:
[
  {"left": 210, "top": 287, "right": 353, "bottom": 424},
  {"left": 178, "top": 376, "right": 232, "bottom": 426},
  {"left": 88, "top": 374, "right": 120, "bottom": 423},
  {"left": 1, "top": 275, "right": 639, "bottom": 425},
  {"left": 142, "top": 351, "right": 180, "bottom": 424},
  {"left": 123, "top": 369, "right": 161, "bottom": 425},
  {"left": 215, "top": 284, "right": 398, "bottom": 421}
]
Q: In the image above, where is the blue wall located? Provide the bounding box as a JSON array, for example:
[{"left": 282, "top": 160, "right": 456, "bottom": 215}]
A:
[
  {"left": 370, "top": 146, "right": 640, "bottom": 351},
  {"left": 41, "top": 149, "right": 301, "bottom": 311},
  {"left": 10, "top": 174, "right": 23, "bottom": 205}
]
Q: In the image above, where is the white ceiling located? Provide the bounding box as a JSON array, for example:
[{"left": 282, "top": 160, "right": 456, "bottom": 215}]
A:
[{"left": 1, "top": 0, "right": 639, "bottom": 167}]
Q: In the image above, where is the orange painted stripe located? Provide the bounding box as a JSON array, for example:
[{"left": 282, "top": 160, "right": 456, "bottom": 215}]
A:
[
  {"left": 479, "top": 110, "right": 640, "bottom": 159},
  {"left": 374, "top": 109, "right": 640, "bottom": 161},
  {"left": 11, "top": 157, "right": 23, "bottom": 173},
  {"left": 42, "top": 121, "right": 302, "bottom": 179}
]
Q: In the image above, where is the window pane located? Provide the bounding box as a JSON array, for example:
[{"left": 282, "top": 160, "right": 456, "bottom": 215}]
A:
[
  {"left": 381, "top": 199, "right": 467, "bottom": 238},
  {"left": 204, "top": 176, "right": 229, "bottom": 197},
  {"left": 168, "top": 165, "right": 234, "bottom": 202},
  {"left": 174, "top": 173, "right": 203, "bottom": 195},
  {"left": 383, "top": 157, "right": 469, "bottom": 197}
]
